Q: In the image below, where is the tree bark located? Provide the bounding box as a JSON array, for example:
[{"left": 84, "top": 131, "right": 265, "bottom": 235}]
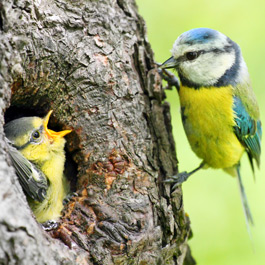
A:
[{"left": 0, "top": 0, "right": 195, "bottom": 264}]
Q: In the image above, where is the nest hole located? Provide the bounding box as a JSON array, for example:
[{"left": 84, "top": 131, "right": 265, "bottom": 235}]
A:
[{"left": 4, "top": 105, "right": 78, "bottom": 192}]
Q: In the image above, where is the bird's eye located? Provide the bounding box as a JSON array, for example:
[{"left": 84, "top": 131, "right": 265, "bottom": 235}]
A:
[
  {"left": 186, "top": 51, "right": 199, "bottom": 61},
  {"left": 32, "top": 130, "right": 41, "bottom": 139}
]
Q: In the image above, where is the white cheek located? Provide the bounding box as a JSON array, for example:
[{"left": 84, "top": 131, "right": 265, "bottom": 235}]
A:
[{"left": 180, "top": 52, "right": 236, "bottom": 86}]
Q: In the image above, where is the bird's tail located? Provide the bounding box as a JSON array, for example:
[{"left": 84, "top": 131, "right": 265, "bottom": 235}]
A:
[{"left": 236, "top": 165, "right": 253, "bottom": 239}]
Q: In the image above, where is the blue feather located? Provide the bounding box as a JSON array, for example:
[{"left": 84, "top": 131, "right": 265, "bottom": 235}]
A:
[
  {"left": 180, "top": 28, "right": 219, "bottom": 45},
  {"left": 233, "top": 96, "right": 262, "bottom": 170}
]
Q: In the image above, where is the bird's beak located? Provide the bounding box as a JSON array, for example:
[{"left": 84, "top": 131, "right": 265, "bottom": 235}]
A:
[
  {"left": 160, "top": 56, "right": 178, "bottom": 69},
  {"left": 43, "top": 110, "right": 72, "bottom": 139}
]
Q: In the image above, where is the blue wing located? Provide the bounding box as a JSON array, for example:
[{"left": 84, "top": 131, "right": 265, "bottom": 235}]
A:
[{"left": 233, "top": 96, "right": 262, "bottom": 171}]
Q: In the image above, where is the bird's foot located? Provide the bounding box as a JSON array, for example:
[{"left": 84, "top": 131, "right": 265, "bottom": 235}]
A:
[
  {"left": 42, "top": 220, "right": 59, "bottom": 231},
  {"left": 63, "top": 192, "right": 78, "bottom": 205},
  {"left": 164, "top": 171, "right": 190, "bottom": 191},
  {"left": 157, "top": 67, "right": 180, "bottom": 90}
]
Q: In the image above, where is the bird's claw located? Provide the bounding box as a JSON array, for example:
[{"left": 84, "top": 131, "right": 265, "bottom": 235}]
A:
[
  {"left": 164, "top": 172, "right": 190, "bottom": 192},
  {"left": 63, "top": 192, "right": 78, "bottom": 205},
  {"left": 42, "top": 220, "right": 59, "bottom": 231},
  {"left": 157, "top": 67, "right": 180, "bottom": 90}
]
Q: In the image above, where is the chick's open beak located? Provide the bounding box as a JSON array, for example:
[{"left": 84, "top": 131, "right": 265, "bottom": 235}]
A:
[{"left": 43, "top": 110, "right": 72, "bottom": 139}]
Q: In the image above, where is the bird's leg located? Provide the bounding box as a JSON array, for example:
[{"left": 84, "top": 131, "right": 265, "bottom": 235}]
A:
[
  {"left": 165, "top": 162, "right": 205, "bottom": 191},
  {"left": 157, "top": 67, "right": 180, "bottom": 91}
]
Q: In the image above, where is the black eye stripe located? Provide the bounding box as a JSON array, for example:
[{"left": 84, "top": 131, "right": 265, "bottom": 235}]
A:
[
  {"left": 186, "top": 51, "right": 201, "bottom": 60},
  {"left": 177, "top": 51, "right": 204, "bottom": 63},
  {"left": 178, "top": 46, "right": 233, "bottom": 63}
]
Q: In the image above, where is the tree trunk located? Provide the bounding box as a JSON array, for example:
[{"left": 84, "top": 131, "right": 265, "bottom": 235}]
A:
[{"left": 0, "top": 0, "right": 195, "bottom": 264}]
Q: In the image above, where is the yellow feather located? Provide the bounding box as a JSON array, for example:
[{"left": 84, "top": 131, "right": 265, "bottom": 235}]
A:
[
  {"left": 179, "top": 85, "right": 244, "bottom": 170},
  {"left": 20, "top": 117, "right": 69, "bottom": 223}
]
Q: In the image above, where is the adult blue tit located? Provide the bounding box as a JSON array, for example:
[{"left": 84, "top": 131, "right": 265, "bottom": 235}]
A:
[
  {"left": 5, "top": 110, "right": 72, "bottom": 223},
  {"left": 161, "top": 28, "right": 262, "bottom": 227}
]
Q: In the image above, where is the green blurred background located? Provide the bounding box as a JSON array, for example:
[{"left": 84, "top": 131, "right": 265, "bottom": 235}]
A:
[{"left": 136, "top": 1, "right": 265, "bottom": 264}]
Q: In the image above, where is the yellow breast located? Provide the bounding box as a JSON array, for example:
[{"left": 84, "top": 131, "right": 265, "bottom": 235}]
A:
[
  {"left": 26, "top": 139, "right": 69, "bottom": 223},
  {"left": 179, "top": 85, "right": 244, "bottom": 169},
  {"left": 29, "top": 153, "right": 68, "bottom": 223}
]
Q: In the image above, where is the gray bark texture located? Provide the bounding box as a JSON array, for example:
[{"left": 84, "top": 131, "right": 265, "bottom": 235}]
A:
[{"left": 0, "top": 0, "right": 195, "bottom": 264}]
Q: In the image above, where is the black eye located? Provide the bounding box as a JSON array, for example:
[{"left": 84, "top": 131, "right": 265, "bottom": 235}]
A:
[
  {"left": 186, "top": 51, "right": 199, "bottom": 61},
  {"left": 32, "top": 130, "right": 40, "bottom": 139}
]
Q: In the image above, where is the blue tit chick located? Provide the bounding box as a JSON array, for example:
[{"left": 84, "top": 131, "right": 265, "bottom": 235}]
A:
[
  {"left": 5, "top": 111, "right": 72, "bottom": 223},
  {"left": 161, "top": 28, "right": 262, "bottom": 227}
]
